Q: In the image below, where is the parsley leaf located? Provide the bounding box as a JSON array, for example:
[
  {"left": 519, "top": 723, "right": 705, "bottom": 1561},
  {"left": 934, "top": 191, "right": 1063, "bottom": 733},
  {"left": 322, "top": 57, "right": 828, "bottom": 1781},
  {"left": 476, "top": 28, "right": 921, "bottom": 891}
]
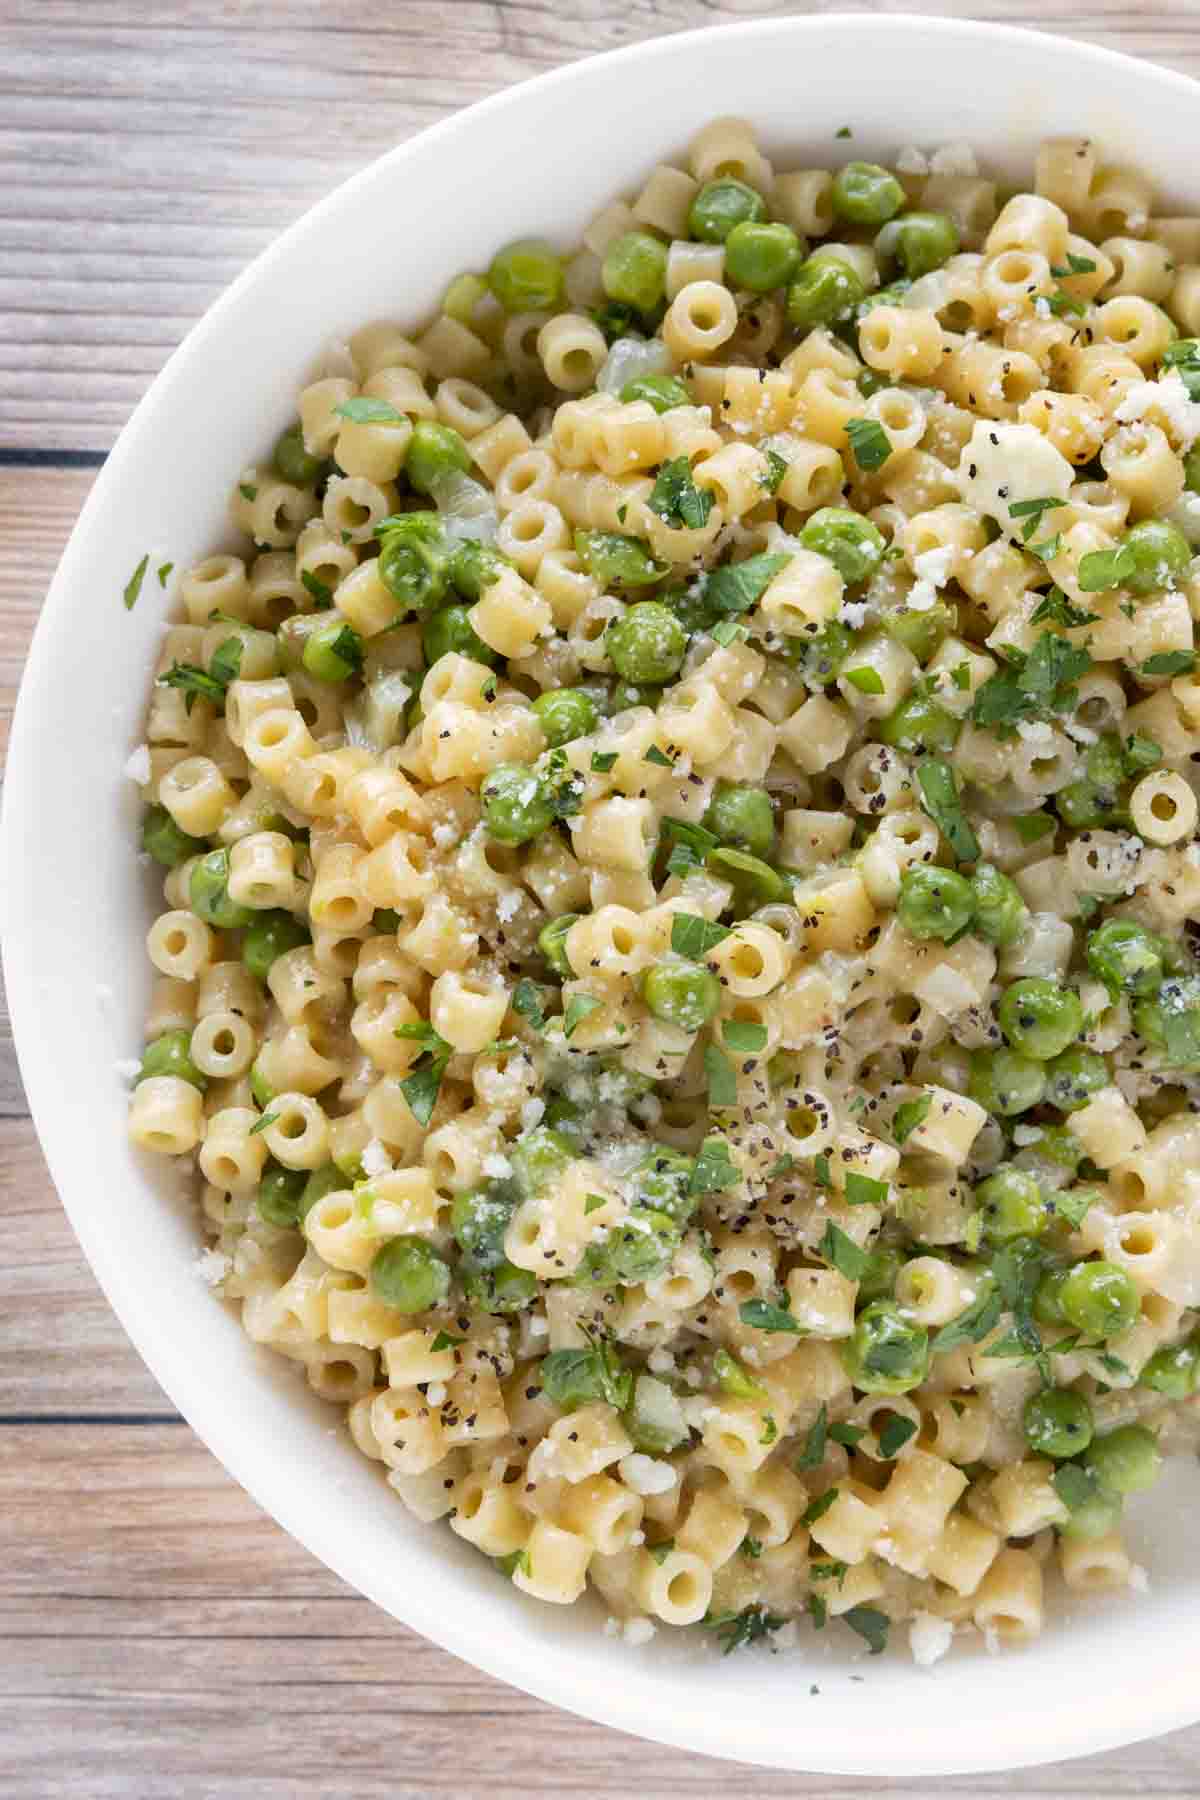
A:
[
  {"left": 806, "top": 1591, "right": 828, "bottom": 1630},
  {"left": 562, "top": 993, "right": 602, "bottom": 1038},
  {"left": 844, "top": 1171, "right": 888, "bottom": 1208},
  {"left": 929, "top": 1285, "right": 1002, "bottom": 1354},
  {"left": 892, "top": 1093, "right": 932, "bottom": 1145},
  {"left": 1009, "top": 496, "right": 1066, "bottom": 543},
  {"left": 248, "top": 1110, "right": 279, "bottom": 1136},
  {"left": 740, "top": 1298, "right": 806, "bottom": 1334},
  {"left": 123, "top": 554, "right": 150, "bottom": 611},
  {"left": 301, "top": 569, "right": 334, "bottom": 609},
  {"left": 430, "top": 1330, "right": 464, "bottom": 1352},
  {"left": 723, "top": 1019, "right": 768, "bottom": 1053},
  {"left": 795, "top": 1403, "right": 828, "bottom": 1471},
  {"left": 648, "top": 456, "right": 714, "bottom": 531},
  {"left": 844, "top": 417, "right": 892, "bottom": 472},
  {"left": 156, "top": 561, "right": 173, "bottom": 588},
  {"left": 1031, "top": 587, "right": 1099, "bottom": 628},
  {"left": 1053, "top": 1462, "right": 1099, "bottom": 1513},
  {"left": 819, "top": 1221, "right": 868, "bottom": 1282},
  {"left": 706, "top": 1604, "right": 787, "bottom": 1654},
  {"left": 335, "top": 397, "right": 407, "bottom": 425},
  {"left": 670, "top": 913, "right": 731, "bottom": 959},
  {"left": 829, "top": 1422, "right": 865, "bottom": 1449},
  {"left": 1077, "top": 544, "right": 1136, "bottom": 593},
  {"left": 399, "top": 1049, "right": 450, "bottom": 1127},
  {"left": 916, "top": 757, "right": 980, "bottom": 863},
  {"left": 971, "top": 634, "right": 1092, "bottom": 733},
  {"left": 1050, "top": 253, "right": 1097, "bottom": 276},
  {"left": 843, "top": 664, "right": 885, "bottom": 695},
  {"left": 710, "top": 618, "right": 749, "bottom": 646},
  {"left": 238, "top": 482, "right": 258, "bottom": 502},
  {"left": 1052, "top": 1186, "right": 1095, "bottom": 1229},
  {"left": 643, "top": 744, "right": 674, "bottom": 767},
  {"left": 843, "top": 1606, "right": 889, "bottom": 1655},
  {"left": 704, "top": 1043, "right": 737, "bottom": 1106},
  {"left": 158, "top": 635, "right": 243, "bottom": 714},
  {"left": 512, "top": 977, "right": 547, "bottom": 1032},
  {"left": 703, "top": 552, "right": 791, "bottom": 616},
  {"left": 878, "top": 1415, "right": 917, "bottom": 1458},
  {"left": 1014, "top": 810, "right": 1056, "bottom": 844},
  {"left": 591, "top": 750, "right": 618, "bottom": 773},
  {"left": 690, "top": 1137, "right": 738, "bottom": 1194},
  {"left": 801, "top": 1488, "right": 839, "bottom": 1527},
  {"left": 1140, "top": 650, "right": 1196, "bottom": 676}
]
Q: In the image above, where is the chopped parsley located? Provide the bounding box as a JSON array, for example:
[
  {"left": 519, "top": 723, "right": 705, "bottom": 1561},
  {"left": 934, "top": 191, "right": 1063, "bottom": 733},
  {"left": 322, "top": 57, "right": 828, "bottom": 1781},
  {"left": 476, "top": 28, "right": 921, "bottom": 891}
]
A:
[
  {"left": 430, "top": 1331, "right": 464, "bottom": 1352},
  {"left": 844, "top": 417, "right": 892, "bottom": 472},
  {"left": 301, "top": 569, "right": 334, "bottom": 609},
  {"left": 690, "top": 1137, "right": 738, "bottom": 1194},
  {"left": 512, "top": 978, "right": 547, "bottom": 1032},
  {"left": 1077, "top": 544, "right": 1136, "bottom": 593},
  {"left": 158, "top": 634, "right": 243, "bottom": 713},
  {"left": 703, "top": 551, "right": 791, "bottom": 616},
  {"left": 238, "top": 482, "right": 258, "bottom": 502},
  {"left": 335, "top": 397, "right": 406, "bottom": 425},
  {"left": 1140, "top": 650, "right": 1196, "bottom": 677},
  {"left": 1031, "top": 587, "right": 1099, "bottom": 628},
  {"left": 123, "top": 553, "right": 149, "bottom": 611},
  {"left": 562, "top": 992, "right": 603, "bottom": 1038},
  {"left": 648, "top": 456, "right": 714, "bottom": 531},
  {"left": 843, "top": 664, "right": 885, "bottom": 695},
  {"left": 844, "top": 1171, "right": 889, "bottom": 1208},
  {"left": 248, "top": 1110, "right": 279, "bottom": 1136},
  {"left": 670, "top": 913, "right": 730, "bottom": 959},
  {"left": 156, "top": 561, "right": 173, "bottom": 588},
  {"left": 591, "top": 750, "right": 618, "bottom": 773},
  {"left": 723, "top": 1019, "right": 768, "bottom": 1054},
  {"left": 801, "top": 1488, "right": 839, "bottom": 1527},
  {"left": 1008, "top": 496, "right": 1066, "bottom": 543},
  {"left": 704, "top": 1043, "right": 737, "bottom": 1106},
  {"left": 916, "top": 757, "right": 980, "bottom": 864},
  {"left": 877, "top": 1415, "right": 917, "bottom": 1458},
  {"left": 819, "top": 1221, "right": 868, "bottom": 1282},
  {"left": 843, "top": 1605, "right": 890, "bottom": 1655},
  {"left": 795, "top": 1403, "right": 828, "bottom": 1471},
  {"left": 971, "top": 634, "right": 1092, "bottom": 734},
  {"left": 929, "top": 1284, "right": 1002, "bottom": 1355},
  {"left": 761, "top": 449, "right": 788, "bottom": 495},
  {"left": 740, "top": 1298, "right": 806, "bottom": 1334},
  {"left": 705, "top": 1605, "right": 787, "bottom": 1654},
  {"left": 643, "top": 744, "right": 675, "bottom": 767},
  {"left": 892, "top": 1092, "right": 932, "bottom": 1145}
]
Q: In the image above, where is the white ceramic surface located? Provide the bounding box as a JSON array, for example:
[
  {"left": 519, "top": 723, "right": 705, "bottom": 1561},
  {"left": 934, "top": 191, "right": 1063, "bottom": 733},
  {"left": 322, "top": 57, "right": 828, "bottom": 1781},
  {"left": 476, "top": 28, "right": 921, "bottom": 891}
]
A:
[{"left": 6, "top": 13, "right": 1200, "bottom": 1776}]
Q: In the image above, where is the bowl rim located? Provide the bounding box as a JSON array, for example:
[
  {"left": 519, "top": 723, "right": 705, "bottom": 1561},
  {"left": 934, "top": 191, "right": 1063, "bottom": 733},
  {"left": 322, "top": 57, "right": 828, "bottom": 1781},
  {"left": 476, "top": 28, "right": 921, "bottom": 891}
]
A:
[{"left": 7, "top": 10, "right": 1200, "bottom": 1776}]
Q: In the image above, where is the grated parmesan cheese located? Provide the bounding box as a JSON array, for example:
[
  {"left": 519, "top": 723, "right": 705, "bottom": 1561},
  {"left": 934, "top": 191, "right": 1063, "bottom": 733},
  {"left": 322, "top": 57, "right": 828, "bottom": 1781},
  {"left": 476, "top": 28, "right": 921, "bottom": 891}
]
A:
[
  {"left": 1114, "top": 370, "right": 1200, "bottom": 452},
  {"left": 196, "top": 1248, "right": 231, "bottom": 1287},
  {"left": 617, "top": 1453, "right": 677, "bottom": 1496},
  {"left": 361, "top": 1137, "right": 393, "bottom": 1179},
  {"left": 913, "top": 545, "right": 955, "bottom": 590},
  {"left": 930, "top": 141, "right": 979, "bottom": 177},
  {"left": 123, "top": 744, "right": 152, "bottom": 785},
  {"left": 909, "top": 1612, "right": 954, "bottom": 1667},
  {"left": 895, "top": 145, "right": 930, "bottom": 176},
  {"left": 622, "top": 1616, "right": 656, "bottom": 1646}
]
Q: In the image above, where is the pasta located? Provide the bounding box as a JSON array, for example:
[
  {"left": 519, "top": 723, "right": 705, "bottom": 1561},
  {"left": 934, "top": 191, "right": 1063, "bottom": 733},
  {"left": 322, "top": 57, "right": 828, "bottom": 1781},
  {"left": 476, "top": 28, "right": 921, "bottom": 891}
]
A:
[{"left": 127, "top": 122, "right": 1200, "bottom": 1668}]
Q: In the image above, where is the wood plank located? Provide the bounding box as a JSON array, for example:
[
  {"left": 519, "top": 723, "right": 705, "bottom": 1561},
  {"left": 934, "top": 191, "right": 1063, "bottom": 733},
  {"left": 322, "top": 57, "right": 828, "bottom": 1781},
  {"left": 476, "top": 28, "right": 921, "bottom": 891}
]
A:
[
  {"left": 3, "top": 1427, "right": 1200, "bottom": 1799},
  {"left": 3, "top": 2, "right": 1200, "bottom": 449},
  {"left": 0, "top": 465, "right": 96, "bottom": 761},
  {"left": 0, "top": 1119, "right": 177, "bottom": 1416}
]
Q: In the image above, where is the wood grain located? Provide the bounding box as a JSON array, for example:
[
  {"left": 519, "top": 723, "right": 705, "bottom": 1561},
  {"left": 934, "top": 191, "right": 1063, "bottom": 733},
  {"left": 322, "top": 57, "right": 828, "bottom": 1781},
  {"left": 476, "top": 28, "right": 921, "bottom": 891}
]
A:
[{"left": 6, "top": 4, "right": 1200, "bottom": 1793}]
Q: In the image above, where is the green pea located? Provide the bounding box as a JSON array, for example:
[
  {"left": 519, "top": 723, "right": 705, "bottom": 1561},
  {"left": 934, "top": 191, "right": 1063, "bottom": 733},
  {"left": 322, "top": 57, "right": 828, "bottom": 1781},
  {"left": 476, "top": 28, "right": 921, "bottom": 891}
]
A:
[
  {"left": 404, "top": 420, "right": 471, "bottom": 496},
  {"left": 1033, "top": 1266, "right": 1070, "bottom": 1327},
  {"left": 451, "top": 1184, "right": 515, "bottom": 1271},
  {"left": 620, "top": 374, "right": 691, "bottom": 415},
  {"left": 832, "top": 161, "right": 905, "bottom": 226},
  {"left": 857, "top": 1243, "right": 905, "bottom": 1304},
  {"left": 1118, "top": 518, "right": 1192, "bottom": 596},
  {"left": 788, "top": 619, "right": 852, "bottom": 687},
  {"left": 877, "top": 211, "right": 960, "bottom": 278},
  {"left": 488, "top": 238, "right": 564, "bottom": 313},
  {"left": 480, "top": 762, "right": 555, "bottom": 845},
  {"left": 977, "top": 1166, "right": 1048, "bottom": 1244},
  {"left": 368, "top": 1236, "right": 451, "bottom": 1313},
  {"left": 1056, "top": 777, "right": 1119, "bottom": 831},
  {"left": 273, "top": 423, "right": 325, "bottom": 487},
  {"left": 1139, "top": 1337, "right": 1200, "bottom": 1398},
  {"left": 897, "top": 865, "right": 975, "bottom": 942},
  {"left": 442, "top": 271, "right": 488, "bottom": 325},
  {"left": 248, "top": 1061, "right": 275, "bottom": 1111},
  {"left": 256, "top": 1163, "right": 307, "bottom": 1229},
  {"left": 704, "top": 782, "right": 776, "bottom": 858},
  {"left": 1030, "top": 1128, "right": 1084, "bottom": 1173},
  {"left": 611, "top": 678, "right": 662, "bottom": 712},
  {"left": 841, "top": 1300, "right": 929, "bottom": 1395},
  {"left": 1059, "top": 1259, "right": 1139, "bottom": 1338},
  {"left": 688, "top": 177, "right": 767, "bottom": 244},
  {"left": 509, "top": 1126, "right": 576, "bottom": 1197},
  {"left": 877, "top": 692, "right": 960, "bottom": 753},
  {"left": 602, "top": 230, "right": 669, "bottom": 314},
  {"left": 1086, "top": 918, "right": 1166, "bottom": 997},
  {"left": 1043, "top": 1046, "right": 1109, "bottom": 1111},
  {"left": 537, "top": 913, "right": 579, "bottom": 978},
  {"left": 786, "top": 252, "right": 866, "bottom": 332},
  {"left": 970, "top": 863, "right": 1029, "bottom": 949},
  {"left": 241, "top": 910, "right": 310, "bottom": 983},
  {"left": 1132, "top": 975, "right": 1200, "bottom": 1068},
  {"left": 1023, "top": 1386, "right": 1094, "bottom": 1459},
  {"left": 464, "top": 1259, "right": 538, "bottom": 1313},
  {"left": 378, "top": 512, "right": 452, "bottom": 613},
  {"left": 607, "top": 601, "right": 687, "bottom": 684},
  {"left": 302, "top": 616, "right": 364, "bottom": 684},
  {"left": 421, "top": 601, "right": 496, "bottom": 668},
  {"left": 578, "top": 1210, "right": 680, "bottom": 1286},
  {"left": 634, "top": 1147, "right": 698, "bottom": 1226},
  {"left": 532, "top": 687, "right": 598, "bottom": 747},
  {"left": 642, "top": 961, "right": 720, "bottom": 1033},
  {"left": 968, "top": 1047, "right": 1047, "bottom": 1117},
  {"left": 798, "top": 507, "right": 886, "bottom": 585},
  {"left": 1060, "top": 1483, "right": 1124, "bottom": 1541},
  {"left": 141, "top": 803, "right": 207, "bottom": 870},
  {"left": 1185, "top": 445, "right": 1200, "bottom": 493},
  {"left": 448, "top": 538, "right": 507, "bottom": 601},
  {"left": 882, "top": 600, "right": 956, "bottom": 662},
  {"left": 1085, "top": 1424, "right": 1161, "bottom": 1494},
  {"left": 575, "top": 529, "right": 664, "bottom": 590},
  {"left": 189, "top": 848, "right": 254, "bottom": 930},
  {"left": 724, "top": 220, "right": 803, "bottom": 293},
  {"left": 998, "top": 978, "right": 1083, "bottom": 1061},
  {"left": 138, "top": 1028, "right": 207, "bottom": 1092},
  {"left": 301, "top": 1163, "right": 345, "bottom": 1217}
]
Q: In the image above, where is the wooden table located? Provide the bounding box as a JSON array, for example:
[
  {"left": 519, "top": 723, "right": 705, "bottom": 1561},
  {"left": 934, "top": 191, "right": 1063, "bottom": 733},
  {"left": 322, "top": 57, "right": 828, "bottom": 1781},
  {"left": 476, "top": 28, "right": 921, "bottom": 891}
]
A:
[{"left": 4, "top": 4, "right": 1200, "bottom": 1792}]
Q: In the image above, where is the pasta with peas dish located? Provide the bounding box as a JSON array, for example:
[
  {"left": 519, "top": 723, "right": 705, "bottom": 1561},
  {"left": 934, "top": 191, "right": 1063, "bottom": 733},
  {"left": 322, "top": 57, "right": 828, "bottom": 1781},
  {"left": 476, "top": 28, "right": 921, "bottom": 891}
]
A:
[{"left": 127, "top": 118, "right": 1200, "bottom": 1664}]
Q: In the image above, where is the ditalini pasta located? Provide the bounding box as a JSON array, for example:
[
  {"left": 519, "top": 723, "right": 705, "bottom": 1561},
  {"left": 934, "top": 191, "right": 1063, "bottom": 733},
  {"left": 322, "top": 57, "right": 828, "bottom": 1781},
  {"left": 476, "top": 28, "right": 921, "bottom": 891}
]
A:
[{"left": 127, "top": 122, "right": 1200, "bottom": 1665}]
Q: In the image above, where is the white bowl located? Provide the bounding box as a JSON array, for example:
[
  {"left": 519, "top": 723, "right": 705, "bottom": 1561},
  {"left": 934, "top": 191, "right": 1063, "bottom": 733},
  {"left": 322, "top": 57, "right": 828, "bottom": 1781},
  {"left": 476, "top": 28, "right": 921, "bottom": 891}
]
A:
[{"left": 6, "top": 12, "right": 1200, "bottom": 1776}]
